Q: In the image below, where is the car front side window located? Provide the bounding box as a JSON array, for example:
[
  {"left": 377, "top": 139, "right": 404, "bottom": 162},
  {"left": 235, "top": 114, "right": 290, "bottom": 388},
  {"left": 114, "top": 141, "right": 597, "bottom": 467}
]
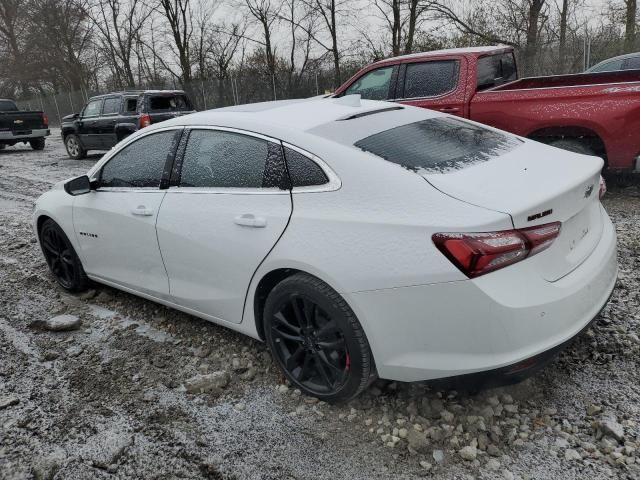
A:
[
  {"left": 82, "top": 99, "right": 102, "bottom": 117},
  {"left": 179, "top": 129, "right": 287, "bottom": 189},
  {"left": 345, "top": 66, "right": 395, "bottom": 100},
  {"left": 99, "top": 130, "right": 180, "bottom": 188}
]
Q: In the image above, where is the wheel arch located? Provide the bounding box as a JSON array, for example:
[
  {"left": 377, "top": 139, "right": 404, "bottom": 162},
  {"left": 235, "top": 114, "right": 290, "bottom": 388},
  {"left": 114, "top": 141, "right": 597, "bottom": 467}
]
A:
[{"left": 527, "top": 125, "right": 607, "bottom": 163}]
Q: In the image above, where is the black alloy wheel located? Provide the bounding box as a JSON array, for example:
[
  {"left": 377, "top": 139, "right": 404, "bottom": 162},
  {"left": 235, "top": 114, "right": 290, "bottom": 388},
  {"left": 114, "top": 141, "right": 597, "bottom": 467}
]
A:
[
  {"left": 39, "top": 219, "right": 88, "bottom": 291},
  {"left": 264, "top": 273, "right": 375, "bottom": 402}
]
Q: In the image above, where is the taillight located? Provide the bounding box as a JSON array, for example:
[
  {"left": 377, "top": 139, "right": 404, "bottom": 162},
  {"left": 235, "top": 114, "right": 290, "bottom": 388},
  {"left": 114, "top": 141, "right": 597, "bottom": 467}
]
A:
[
  {"left": 139, "top": 113, "right": 151, "bottom": 128},
  {"left": 432, "top": 222, "right": 561, "bottom": 278},
  {"left": 42, "top": 113, "right": 48, "bottom": 128},
  {"left": 599, "top": 175, "right": 606, "bottom": 200}
]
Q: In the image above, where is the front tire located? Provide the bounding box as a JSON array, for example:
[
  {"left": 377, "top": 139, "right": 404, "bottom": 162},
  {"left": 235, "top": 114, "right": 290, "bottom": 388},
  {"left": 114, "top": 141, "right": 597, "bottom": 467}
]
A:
[
  {"left": 29, "top": 137, "right": 45, "bottom": 150},
  {"left": 64, "top": 134, "right": 87, "bottom": 160},
  {"left": 264, "top": 273, "right": 375, "bottom": 402},
  {"left": 39, "top": 219, "right": 88, "bottom": 292}
]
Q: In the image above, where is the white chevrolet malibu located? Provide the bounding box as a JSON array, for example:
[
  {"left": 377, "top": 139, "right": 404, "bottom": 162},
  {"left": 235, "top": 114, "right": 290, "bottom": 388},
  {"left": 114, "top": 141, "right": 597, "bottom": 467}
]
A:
[{"left": 33, "top": 96, "right": 617, "bottom": 401}]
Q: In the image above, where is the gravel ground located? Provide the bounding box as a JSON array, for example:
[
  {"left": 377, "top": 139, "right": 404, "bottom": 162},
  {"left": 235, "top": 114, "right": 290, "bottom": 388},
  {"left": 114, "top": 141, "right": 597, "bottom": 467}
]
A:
[{"left": 1, "top": 131, "right": 639, "bottom": 480}]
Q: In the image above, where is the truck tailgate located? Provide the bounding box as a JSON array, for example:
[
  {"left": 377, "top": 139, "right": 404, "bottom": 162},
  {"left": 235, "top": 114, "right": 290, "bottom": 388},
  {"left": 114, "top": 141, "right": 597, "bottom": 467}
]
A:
[{"left": 0, "top": 111, "right": 46, "bottom": 132}]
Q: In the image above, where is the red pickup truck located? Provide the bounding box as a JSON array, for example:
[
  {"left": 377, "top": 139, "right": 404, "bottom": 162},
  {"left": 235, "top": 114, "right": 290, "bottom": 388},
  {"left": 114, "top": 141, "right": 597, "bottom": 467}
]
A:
[{"left": 334, "top": 46, "right": 640, "bottom": 171}]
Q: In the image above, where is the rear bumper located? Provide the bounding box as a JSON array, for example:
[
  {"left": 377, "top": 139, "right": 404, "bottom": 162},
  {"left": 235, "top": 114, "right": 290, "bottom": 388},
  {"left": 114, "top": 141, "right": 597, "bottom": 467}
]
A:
[
  {"left": 347, "top": 206, "right": 618, "bottom": 382},
  {"left": 0, "top": 128, "right": 50, "bottom": 141}
]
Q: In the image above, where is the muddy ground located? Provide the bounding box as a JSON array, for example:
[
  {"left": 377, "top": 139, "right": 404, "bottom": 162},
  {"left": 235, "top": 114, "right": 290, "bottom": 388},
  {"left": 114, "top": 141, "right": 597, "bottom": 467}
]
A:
[{"left": 1, "top": 131, "right": 639, "bottom": 480}]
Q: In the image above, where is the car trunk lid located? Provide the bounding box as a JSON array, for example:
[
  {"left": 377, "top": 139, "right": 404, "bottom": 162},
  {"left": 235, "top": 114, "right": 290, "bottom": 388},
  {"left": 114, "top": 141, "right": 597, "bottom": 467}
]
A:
[{"left": 423, "top": 140, "right": 604, "bottom": 281}]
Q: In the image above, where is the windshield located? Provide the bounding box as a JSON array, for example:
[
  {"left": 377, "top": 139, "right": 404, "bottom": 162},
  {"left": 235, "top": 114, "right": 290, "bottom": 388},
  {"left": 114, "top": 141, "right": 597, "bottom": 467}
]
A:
[{"left": 354, "top": 117, "right": 522, "bottom": 174}]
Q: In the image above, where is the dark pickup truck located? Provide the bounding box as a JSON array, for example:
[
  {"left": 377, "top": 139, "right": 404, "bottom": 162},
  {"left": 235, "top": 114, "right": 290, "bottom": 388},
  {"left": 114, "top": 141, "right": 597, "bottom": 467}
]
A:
[
  {"left": 61, "top": 90, "right": 195, "bottom": 159},
  {"left": 0, "top": 99, "right": 50, "bottom": 150}
]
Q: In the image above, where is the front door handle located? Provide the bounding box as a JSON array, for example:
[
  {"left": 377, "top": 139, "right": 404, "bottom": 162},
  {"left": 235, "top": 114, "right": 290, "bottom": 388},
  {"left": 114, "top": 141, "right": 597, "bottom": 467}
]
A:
[
  {"left": 131, "top": 205, "right": 154, "bottom": 216},
  {"left": 234, "top": 213, "right": 267, "bottom": 228}
]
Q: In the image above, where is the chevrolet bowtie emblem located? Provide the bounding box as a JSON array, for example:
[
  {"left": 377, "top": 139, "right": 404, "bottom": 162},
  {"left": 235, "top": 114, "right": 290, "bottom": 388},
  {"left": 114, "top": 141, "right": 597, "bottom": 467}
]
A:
[{"left": 13, "top": 119, "right": 23, "bottom": 124}]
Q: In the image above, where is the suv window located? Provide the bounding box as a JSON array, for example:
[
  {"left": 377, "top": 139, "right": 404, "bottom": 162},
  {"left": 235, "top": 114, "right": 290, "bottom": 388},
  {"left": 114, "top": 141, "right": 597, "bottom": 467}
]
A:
[
  {"left": 477, "top": 53, "right": 518, "bottom": 91},
  {"left": 83, "top": 99, "right": 102, "bottom": 117},
  {"left": 100, "top": 130, "right": 179, "bottom": 188},
  {"left": 180, "top": 130, "right": 285, "bottom": 188},
  {"left": 102, "top": 96, "right": 121, "bottom": 115},
  {"left": 403, "top": 60, "right": 459, "bottom": 98},
  {"left": 125, "top": 98, "right": 138, "bottom": 113},
  {"left": 345, "top": 66, "right": 394, "bottom": 100},
  {"left": 148, "top": 94, "right": 191, "bottom": 112},
  {"left": 0, "top": 99, "right": 18, "bottom": 111},
  {"left": 284, "top": 147, "right": 328, "bottom": 187},
  {"left": 354, "top": 117, "right": 522, "bottom": 174}
]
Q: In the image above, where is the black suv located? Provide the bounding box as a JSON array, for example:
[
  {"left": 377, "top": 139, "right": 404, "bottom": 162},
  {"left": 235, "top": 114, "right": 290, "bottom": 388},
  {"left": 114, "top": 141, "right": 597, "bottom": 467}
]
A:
[{"left": 61, "top": 90, "right": 195, "bottom": 159}]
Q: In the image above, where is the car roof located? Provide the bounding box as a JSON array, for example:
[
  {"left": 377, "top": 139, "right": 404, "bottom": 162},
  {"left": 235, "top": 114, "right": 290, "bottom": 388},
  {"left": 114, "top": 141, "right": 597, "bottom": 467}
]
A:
[
  {"left": 88, "top": 90, "right": 186, "bottom": 100},
  {"left": 588, "top": 52, "right": 640, "bottom": 69},
  {"left": 369, "top": 45, "right": 512, "bottom": 66},
  {"left": 154, "top": 96, "right": 441, "bottom": 138}
]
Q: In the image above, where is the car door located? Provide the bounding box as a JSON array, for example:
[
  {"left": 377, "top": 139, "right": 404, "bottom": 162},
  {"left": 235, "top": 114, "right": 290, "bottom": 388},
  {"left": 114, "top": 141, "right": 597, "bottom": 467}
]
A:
[
  {"left": 73, "top": 128, "right": 183, "bottom": 296},
  {"left": 77, "top": 98, "right": 103, "bottom": 149},
  {"left": 156, "top": 127, "right": 293, "bottom": 324},
  {"left": 96, "top": 95, "right": 122, "bottom": 149},
  {"left": 396, "top": 58, "right": 467, "bottom": 116}
]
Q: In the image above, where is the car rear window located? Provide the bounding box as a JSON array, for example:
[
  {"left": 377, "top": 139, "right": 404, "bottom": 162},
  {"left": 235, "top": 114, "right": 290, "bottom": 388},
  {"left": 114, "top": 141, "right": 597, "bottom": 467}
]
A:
[
  {"left": 148, "top": 95, "right": 192, "bottom": 112},
  {"left": 354, "top": 117, "right": 522, "bottom": 174},
  {"left": 0, "top": 99, "right": 18, "bottom": 111}
]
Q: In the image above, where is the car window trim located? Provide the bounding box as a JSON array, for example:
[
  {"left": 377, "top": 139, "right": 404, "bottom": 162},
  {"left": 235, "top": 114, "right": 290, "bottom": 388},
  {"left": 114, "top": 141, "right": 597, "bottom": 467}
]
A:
[
  {"left": 91, "top": 126, "right": 184, "bottom": 191},
  {"left": 394, "top": 59, "right": 460, "bottom": 101},
  {"left": 168, "top": 125, "right": 290, "bottom": 194}
]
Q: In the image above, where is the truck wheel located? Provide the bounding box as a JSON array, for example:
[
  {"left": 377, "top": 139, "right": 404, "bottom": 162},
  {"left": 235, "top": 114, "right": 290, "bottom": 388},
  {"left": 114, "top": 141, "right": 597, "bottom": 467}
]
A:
[
  {"left": 29, "top": 138, "right": 45, "bottom": 150},
  {"left": 65, "top": 134, "right": 87, "bottom": 160},
  {"left": 548, "top": 139, "right": 595, "bottom": 156}
]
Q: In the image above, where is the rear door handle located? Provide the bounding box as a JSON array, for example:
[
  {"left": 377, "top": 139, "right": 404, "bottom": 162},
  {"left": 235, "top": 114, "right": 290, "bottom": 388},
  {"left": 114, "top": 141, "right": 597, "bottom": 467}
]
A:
[
  {"left": 234, "top": 213, "right": 267, "bottom": 228},
  {"left": 131, "top": 205, "right": 154, "bottom": 216},
  {"left": 439, "top": 106, "right": 460, "bottom": 113}
]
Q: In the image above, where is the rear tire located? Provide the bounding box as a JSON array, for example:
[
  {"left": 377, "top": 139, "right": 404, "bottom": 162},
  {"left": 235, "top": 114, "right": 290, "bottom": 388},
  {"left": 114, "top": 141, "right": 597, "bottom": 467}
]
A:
[
  {"left": 39, "top": 219, "right": 89, "bottom": 292},
  {"left": 548, "top": 139, "right": 595, "bottom": 156},
  {"left": 264, "top": 273, "right": 375, "bottom": 402},
  {"left": 64, "top": 134, "right": 87, "bottom": 160},
  {"left": 29, "top": 137, "right": 45, "bottom": 150}
]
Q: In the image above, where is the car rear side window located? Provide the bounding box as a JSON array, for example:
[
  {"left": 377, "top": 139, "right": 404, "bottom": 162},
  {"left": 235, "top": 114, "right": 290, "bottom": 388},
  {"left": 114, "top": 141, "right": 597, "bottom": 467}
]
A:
[
  {"left": 403, "top": 61, "right": 459, "bottom": 98},
  {"left": 99, "top": 130, "right": 179, "bottom": 188},
  {"left": 148, "top": 95, "right": 191, "bottom": 112},
  {"left": 477, "top": 53, "right": 518, "bottom": 91},
  {"left": 180, "top": 130, "right": 285, "bottom": 189},
  {"left": 102, "top": 96, "right": 121, "bottom": 115},
  {"left": 284, "top": 147, "right": 328, "bottom": 187},
  {"left": 623, "top": 56, "right": 640, "bottom": 70},
  {"left": 354, "top": 117, "right": 522, "bottom": 174},
  {"left": 125, "top": 98, "right": 138, "bottom": 113}
]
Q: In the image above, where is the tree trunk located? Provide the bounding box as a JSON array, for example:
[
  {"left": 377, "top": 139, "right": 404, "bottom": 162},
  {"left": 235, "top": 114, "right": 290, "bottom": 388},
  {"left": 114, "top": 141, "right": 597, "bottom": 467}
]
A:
[
  {"left": 392, "top": 0, "right": 400, "bottom": 56},
  {"left": 558, "top": 0, "right": 568, "bottom": 72},
  {"left": 404, "top": 0, "right": 419, "bottom": 54},
  {"left": 523, "top": 0, "right": 544, "bottom": 76},
  {"left": 624, "top": 0, "right": 637, "bottom": 53}
]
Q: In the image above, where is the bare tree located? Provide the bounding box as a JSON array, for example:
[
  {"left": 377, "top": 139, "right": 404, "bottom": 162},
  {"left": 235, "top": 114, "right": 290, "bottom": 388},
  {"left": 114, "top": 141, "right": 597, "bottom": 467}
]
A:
[
  {"left": 371, "top": 0, "right": 431, "bottom": 56},
  {"left": 242, "top": 0, "right": 282, "bottom": 85},
  {"left": 89, "top": 0, "right": 149, "bottom": 88},
  {"left": 157, "top": 0, "right": 194, "bottom": 83}
]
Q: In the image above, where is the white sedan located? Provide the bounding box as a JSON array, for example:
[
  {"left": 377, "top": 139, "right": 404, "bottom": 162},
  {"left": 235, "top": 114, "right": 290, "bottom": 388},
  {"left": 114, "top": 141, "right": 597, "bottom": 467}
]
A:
[{"left": 33, "top": 96, "right": 617, "bottom": 401}]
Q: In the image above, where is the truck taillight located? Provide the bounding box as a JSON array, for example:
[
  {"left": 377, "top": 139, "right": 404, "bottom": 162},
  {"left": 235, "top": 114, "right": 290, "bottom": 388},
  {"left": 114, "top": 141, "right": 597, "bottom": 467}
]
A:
[
  {"left": 42, "top": 113, "right": 48, "bottom": 128},
  {"left": 139, "top": 114, "right": 151, "bottom": 128},
  {"left": 599, "top": 175, "right": 606, "bottom": 200},
  {"left": 432, "top": 222, "right": 561, "bottom": 278}
]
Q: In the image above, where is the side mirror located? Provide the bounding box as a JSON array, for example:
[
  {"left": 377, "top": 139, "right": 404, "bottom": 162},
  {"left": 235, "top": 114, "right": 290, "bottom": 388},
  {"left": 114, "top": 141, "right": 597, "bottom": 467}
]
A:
[{"left": 64, "top": 175, "right": 92, "bottom": 196}]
